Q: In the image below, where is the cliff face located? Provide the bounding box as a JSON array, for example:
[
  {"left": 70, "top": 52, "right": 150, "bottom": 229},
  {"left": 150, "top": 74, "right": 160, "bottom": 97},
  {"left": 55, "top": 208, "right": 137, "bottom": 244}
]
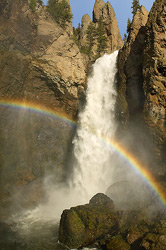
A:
[
  {"left": 117, "top": 0, "right": 166, "bottom": 178},
  {"left": 0, "top": 0, "right": 87, "bottom": 214},
  {"left": 142, "top": 0, "right": 166, "bottom": 173},
  {"left": 0, "top": 0, "right": 87, "bottom": 118}
]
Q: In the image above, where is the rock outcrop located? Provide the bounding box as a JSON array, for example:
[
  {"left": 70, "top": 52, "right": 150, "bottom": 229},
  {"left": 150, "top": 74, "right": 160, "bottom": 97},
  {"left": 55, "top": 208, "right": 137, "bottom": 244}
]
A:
[
  {"left": 93, "top": 0, "right": 123, "bottom": 53},
  {"left": 79, "top": 0, "right": 123, "bottom": 59},
  {"left": 80, "top": 14, "right": 92, "bottom": 47},
  {"left": 117, "top": 0, "right": 166, "bottom": 178}
]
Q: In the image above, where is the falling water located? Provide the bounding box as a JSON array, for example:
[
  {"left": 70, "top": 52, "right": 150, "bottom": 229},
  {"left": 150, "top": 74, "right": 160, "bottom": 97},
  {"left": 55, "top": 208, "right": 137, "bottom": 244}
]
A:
[{"left": 71, "top": 50, "right": 119, "bottom": 201}]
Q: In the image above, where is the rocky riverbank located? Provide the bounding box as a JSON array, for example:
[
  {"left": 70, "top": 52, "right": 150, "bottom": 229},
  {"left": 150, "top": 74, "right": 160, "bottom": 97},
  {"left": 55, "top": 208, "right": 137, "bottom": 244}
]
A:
[{"left": 59, "top": 193, "right": 166, "bottom": 250}]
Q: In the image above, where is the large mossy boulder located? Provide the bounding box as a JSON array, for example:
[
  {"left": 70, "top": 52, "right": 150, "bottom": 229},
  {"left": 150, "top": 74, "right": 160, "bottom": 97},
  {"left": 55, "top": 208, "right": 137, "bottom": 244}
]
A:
[{"left": 59, "top": 193, "right": 118, "bottom": 248}]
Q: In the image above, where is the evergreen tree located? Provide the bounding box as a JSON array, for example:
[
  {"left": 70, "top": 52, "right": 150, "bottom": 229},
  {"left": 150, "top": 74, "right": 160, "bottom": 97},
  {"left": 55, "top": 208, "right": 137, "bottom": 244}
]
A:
[
  {"left": 123, "top": 33, "right": 127, "bottom": 44},
  {"left": 86, "top": 22, "right": 97, "bottom": 54},
  {"left": 29, "top": 0, "right": 37, "bottom": 12},
  {"left": 131, "top": 0, "right": 141, "bottom": 16},
  {"left": 73, "top": 23, "right": 81, "bottom": 47},
  {"left": 36, "top": 0, "right": 43, "bottom": 5},
  {"left": 29, "top": 0, "right": 43, "bottom": 12},
  {"left": 127, "top": 18, "right": 132, "bottom": 34},
  {"left": 96, "top": 17, "right": 107, "bottom": 56},
  {"left": 47, "top": 0, "right": 73, "bottom": 28}
]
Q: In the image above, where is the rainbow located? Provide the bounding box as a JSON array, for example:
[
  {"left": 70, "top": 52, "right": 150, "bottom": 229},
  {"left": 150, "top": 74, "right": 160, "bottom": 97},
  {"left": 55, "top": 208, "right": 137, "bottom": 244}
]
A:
[
  {"left": 0, "top": 99, "right": 76, "bottom": 126},
  {"left": 103, "top": 137, "right": 166, "bottom": 207},
  {"left": 0, "top": 99, "right": 166, "bottom": 207}
]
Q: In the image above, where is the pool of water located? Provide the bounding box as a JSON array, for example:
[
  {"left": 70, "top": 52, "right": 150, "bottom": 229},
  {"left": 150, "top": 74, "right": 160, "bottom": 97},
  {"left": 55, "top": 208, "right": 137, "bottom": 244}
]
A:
[{"left": 0, "top": 216, "right": 67, "bottom": 250}]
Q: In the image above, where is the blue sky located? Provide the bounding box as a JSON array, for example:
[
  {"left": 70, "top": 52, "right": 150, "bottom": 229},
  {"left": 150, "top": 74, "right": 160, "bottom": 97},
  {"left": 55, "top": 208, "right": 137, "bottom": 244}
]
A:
[{"left": 44, "top": 0, "right": 155, "bottom": 38}]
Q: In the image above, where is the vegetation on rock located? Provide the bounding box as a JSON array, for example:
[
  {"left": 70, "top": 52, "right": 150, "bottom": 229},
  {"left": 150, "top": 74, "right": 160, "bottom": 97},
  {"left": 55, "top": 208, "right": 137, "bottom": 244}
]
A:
[
  {"left": 29, "top": 0, "right": 37, "bottom": 12},
  {"left": 29, "top": 0, "right": 43, "bottom": 12},
  {"left": 131, "top": 0, "right": 141, "bottom": 16},
  {"left": 85, "top": 22, "right": 97, "bottom": 55},
  {"left": 73, "top": 24, "right": 81, "bottom": 47},
  {"left": 47, "top": 0, "right": 73, "bottom": 28},
  {"left": 59, "top": 193, "right": 118, "bottom": 249},
  {"left": 127, "top": 18, "right": 132, "bottom": 34},
  {"left": 59, "top": 193, "right": 166, "bottom": 250},
  {"left": 73, "top": 16, "right": 108, "bottom": 59},
  {"left": 123, "top": 33, "right": 127, "bottom": 44},
  {"left": 96, "top": 17, "right": 107, "bottom": 57}
]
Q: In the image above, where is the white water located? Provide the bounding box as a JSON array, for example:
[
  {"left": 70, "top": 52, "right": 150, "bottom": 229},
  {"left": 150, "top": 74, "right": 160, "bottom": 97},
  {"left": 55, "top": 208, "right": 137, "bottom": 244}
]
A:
[{"left": 71, "top": 51, "right": 119, "bottom": 202}]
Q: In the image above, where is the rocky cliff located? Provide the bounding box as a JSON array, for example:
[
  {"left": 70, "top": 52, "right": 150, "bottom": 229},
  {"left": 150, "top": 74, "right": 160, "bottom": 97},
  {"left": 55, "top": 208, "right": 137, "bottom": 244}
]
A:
[
  {"left": 117, "top": 0, "right": 166, "bottom": 179},
  {"left": 0, "top": 0, "right": 88, "bottom": 215}
]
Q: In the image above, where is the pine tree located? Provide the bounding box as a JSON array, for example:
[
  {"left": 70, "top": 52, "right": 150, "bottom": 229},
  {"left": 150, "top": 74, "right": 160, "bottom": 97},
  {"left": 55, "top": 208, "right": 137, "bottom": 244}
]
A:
[
  {"left": 47, "top": 0, "right": 73, "bottom": 28},
  {"left": 86, "top": 22, "right": 97, "bottom": 54},
  {"left": 96, "top": 17, "right": 107, "bottom": 56},
  {"left": 73, "top": 23, "right": 81, "bottom": 47},
  {"left": 29, "top": 0, "right": 43, "bottom": 12},
  {"left": 29, "top": 0, "right": 37, "bottom": 12},
  {"left": 127, "top": 18, "right": 131, "bottom": 34},
  {"left": 36, "top": 0, "right": 43, "bottom": 5},
  {"left": 123, "top": 33, "right": 127, "bottom": 44},
  {"left": 131, "top": 0, "right": 141, "bottom": 16}
]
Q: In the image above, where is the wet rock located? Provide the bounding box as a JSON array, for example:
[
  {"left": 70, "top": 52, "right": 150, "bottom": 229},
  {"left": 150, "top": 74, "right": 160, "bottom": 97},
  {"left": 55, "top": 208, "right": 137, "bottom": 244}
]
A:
[
  {"left": 106, "top": 235, "right": 130, "bottom": 250},
  {"left": 59, "top": 193, "right": 118, "bottom": 248},
  {"left": 89, "top": 193, "right": 114, "bottom": 209}
]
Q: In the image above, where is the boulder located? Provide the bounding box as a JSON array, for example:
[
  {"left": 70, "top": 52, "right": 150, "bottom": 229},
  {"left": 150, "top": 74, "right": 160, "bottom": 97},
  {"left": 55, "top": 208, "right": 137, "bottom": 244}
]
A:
[{"left": 59, "top": 193, "right": 118, "bottom": 248}]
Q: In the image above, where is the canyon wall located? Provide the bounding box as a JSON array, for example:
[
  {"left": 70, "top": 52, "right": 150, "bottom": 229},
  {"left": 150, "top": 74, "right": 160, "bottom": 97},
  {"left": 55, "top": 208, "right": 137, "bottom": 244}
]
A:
[{"left": 117, "top": 0, "right": 166, "bottom": 180}]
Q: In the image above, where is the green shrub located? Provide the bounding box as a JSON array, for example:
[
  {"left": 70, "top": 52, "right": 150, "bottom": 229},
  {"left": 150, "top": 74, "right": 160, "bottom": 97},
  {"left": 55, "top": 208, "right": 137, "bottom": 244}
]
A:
[
  {"left": 131, "top": 0, "right": 141, "bottom": 16},
  {"left": 127, "top": 18, "right": 131, "bottom": 34},
  {"left": 73, "top": 24, "right": 81, "bottom": 47},
  {"left": 29, "top": 0, "right": 43, "bottom": 12},
  {"left": 36, "top": 0, "right": 43, "bottom": 5},
  {"left": 123, "top": 33, "right": 127, "bottom": 44},
  {"left": 47, "top": 0, "right": 73, "bottom": 28},
  {"left": 29, "top": 0, "right": 37, "bottom": 12}
]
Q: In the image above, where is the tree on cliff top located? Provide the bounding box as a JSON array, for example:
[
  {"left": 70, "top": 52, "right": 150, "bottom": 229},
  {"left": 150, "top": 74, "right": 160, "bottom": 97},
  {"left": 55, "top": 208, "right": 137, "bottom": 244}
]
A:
[
  {"left": 29, "top": 0, "right": 43, "bottom": 12},
  {"left": 131, "top": 0, "right": 141, "bottom": 16},
  {"left": 47, "top": 0, "right": 73, "bottom": 28},
  {"left": 86, "top": 22, "right": 97, "bottom": 53},
  {"left": 96, "top": 17, "right": 107, "bottom": 56},
  {"left": 127, "top": 18, "right": 132, "bottom": 33}
]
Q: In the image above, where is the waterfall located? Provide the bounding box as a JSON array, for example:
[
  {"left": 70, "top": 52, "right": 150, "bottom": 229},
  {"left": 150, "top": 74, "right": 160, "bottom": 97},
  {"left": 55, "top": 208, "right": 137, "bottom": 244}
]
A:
[
  {"left": 71, "top": 50, "right": 119, "bottom": 202},
  {"left": 11, "top": 51, "right": 119, "bottom": 224}
]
